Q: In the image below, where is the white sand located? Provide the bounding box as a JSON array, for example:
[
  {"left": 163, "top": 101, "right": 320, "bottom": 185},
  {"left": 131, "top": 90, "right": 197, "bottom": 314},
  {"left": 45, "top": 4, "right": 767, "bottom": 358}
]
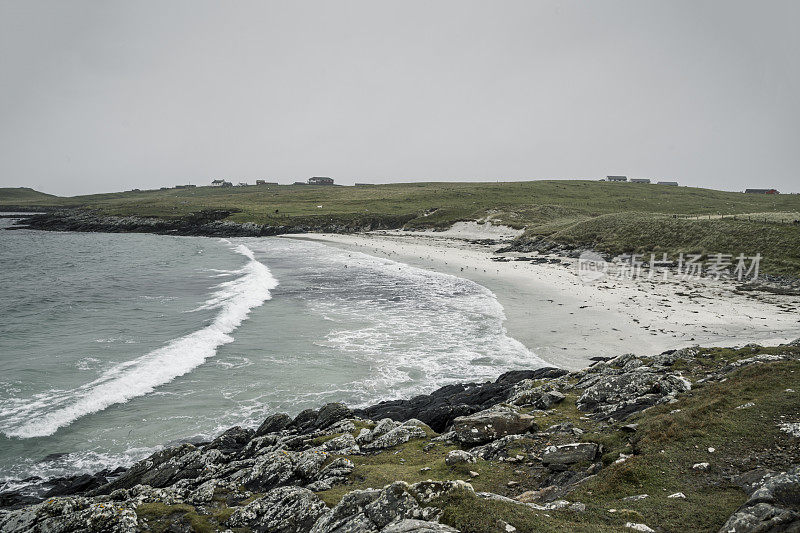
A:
[{"left": 284, "top": 229, "right": 800, "bottom": 370}]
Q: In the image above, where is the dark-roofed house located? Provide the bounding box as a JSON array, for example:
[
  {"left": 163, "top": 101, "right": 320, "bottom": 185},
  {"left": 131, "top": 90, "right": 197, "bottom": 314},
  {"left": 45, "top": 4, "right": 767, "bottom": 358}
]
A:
[
  {"left": 606, "top": 175, "right": 627, "bottom": 182},
  {"left": 308, "top": 176, "right": 334, "bottom": 185},
  {"left": 630, "top": 178, "right": 651, "bottom": 184},
  {"left": 745, "top": 188, "right": 780, "bottom": 194},
  {"left": 658, "top": 181, "right": 678, "bottom": 186}
]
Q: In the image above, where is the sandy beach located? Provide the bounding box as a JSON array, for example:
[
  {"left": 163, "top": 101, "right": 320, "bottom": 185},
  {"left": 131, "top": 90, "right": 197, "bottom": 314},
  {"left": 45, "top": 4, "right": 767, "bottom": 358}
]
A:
[{"left": 286, "top": 224, "right": 800, "bottom": 370}]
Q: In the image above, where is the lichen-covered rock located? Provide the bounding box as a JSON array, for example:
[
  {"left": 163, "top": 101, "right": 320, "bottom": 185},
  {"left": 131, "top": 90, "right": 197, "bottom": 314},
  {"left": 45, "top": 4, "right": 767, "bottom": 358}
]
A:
[
  {"left": 445, "top": 450, "right": 476, "bottom": 466},
  {"left": 0, "top": 496, "right": 138, "bottom": 532},
  {"left": 509, "top": 380, "right": 565, "bottom": 409},
  {"left": 576, "top": 370, "right": 691, "bottom": 420},
  {"left": 311, "top": 487, "right": 382, "bottom": 532},
  {"left": 451, "top": 406, "right": 537, "bottom": 445},
  {"left": 295, "top": 451, "right": 330, "bottom": 481},
  {"left": 92, "top": 444, "right": 224, "bottom": 494},
  {"left": 244, "top": 449, "right": 299, "bottom": 490},
  {"left": 410, "top": 480, "right": 474, "bottom": 504},
  {"left": 362, "top": 421, "right": 429, "bottom": 451},
  {"left": 469, "top": 435, "right": 532, "bottom": 461},
  {"left": 541, "top": 443, "right": 599, "bottom": 467},
  {"left": 366, "top": 482, "right": 427, "bottom": 530},
  {"left": 311, "top": 481, "right": 444, "bottom": 533},
  {"left": 306, "top": 457, "right": 355, "bottom": 492},
  {"left": 718, "top": 466, "right": 800, "bottom": 533},
  {"left": 227, "top": 485, "right": 328, "bottom": 532},
  {"left": 382, "top": 519, "right": 460, "bottom": 532},
  {"left": 321, "top": 432, "right": 360, "bottom": 454}
]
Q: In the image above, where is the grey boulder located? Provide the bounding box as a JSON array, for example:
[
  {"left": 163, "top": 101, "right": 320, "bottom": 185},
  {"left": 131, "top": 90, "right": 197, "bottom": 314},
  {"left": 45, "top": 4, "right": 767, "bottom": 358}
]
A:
[
  {"left": 227, "top": 485, "right": 328, "bottom": 533},
  {"left": 382, "top": 519, "right": 460, "bottom": 532},
  {"left": 541, "top": 443, "right": 600, "bottom": 467},
  {"left": 719, "top": 466, "right": 800, "bottom": 533},
  {"left": 451, "top": 406, "right": 537, "bottom": 445},
  {"left": 445, "top": 450, "right": 476, "bottom": 466}
]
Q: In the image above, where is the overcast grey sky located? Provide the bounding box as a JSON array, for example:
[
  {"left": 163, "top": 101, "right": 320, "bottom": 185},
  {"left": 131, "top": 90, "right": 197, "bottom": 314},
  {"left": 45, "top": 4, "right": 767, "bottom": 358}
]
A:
[{"left": 1, "top": 1, "right": 798, "bottom": 196}]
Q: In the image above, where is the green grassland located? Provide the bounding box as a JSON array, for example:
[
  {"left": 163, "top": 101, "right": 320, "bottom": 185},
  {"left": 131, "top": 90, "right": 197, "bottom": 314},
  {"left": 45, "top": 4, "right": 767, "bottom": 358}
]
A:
[{"left": 3, "top": 181, "right": 800, "bottom": 276}]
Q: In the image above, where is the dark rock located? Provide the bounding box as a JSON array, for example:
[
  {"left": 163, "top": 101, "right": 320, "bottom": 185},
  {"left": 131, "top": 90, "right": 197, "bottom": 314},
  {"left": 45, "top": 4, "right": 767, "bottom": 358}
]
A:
[
  {"left": 315, "top": 403, "right": 352, "bottom": 430},
  {"left": 495, "top": 368, "right": 568, "bottom": 385},
  {"left": 256, "top": 413, "right": 292, "bottom": 436},
  {"left": 205, "top": 426, "right": 254, "bottom": 453},
  {"left": 42, "top": 473, "right": 108, "bottom": 498},
  {"left": 0, "top": 492, "right": 41, "bottom": 510},
  {"left": 354, "top": 367, "right": 565, "bottom": 432},
  {"left": 39, "top": 453, "right": 69, "bottom": 463},
  {"left": 15, "top": 209, "right": 415, "bottom": 239},
  {"left": 289, "top": 409, "right": 320, "bottom": 432}
]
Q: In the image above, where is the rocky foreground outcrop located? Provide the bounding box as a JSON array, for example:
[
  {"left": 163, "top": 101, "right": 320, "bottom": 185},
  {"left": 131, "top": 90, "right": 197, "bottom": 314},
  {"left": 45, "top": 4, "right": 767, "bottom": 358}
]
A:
[{"left": 2, "top": 344, "right": 799, "bottom": 532}]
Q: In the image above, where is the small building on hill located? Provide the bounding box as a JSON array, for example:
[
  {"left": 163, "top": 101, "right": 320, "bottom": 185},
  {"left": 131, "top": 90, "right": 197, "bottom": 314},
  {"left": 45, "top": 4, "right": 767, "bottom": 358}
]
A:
[
  {"left": 256, "top": 180, "right": 279, "bottom": 186},
  {"left": 658, "top": 181, "right": 679, "bottom": 186},
  {"left": 211, "top": 179, "right": 232, "bottom": 187},
  {"left": 630, "top": 178, "right": 651, "bottom": 184},
  {"left": 606, "top": 175, "right": 627, "bottom": 182},
  {"left": 745, "top": 188, "right": 780, "bottom": 194},
  {"left": 308, "top": 176, "right": 334, "bottom": 185}
]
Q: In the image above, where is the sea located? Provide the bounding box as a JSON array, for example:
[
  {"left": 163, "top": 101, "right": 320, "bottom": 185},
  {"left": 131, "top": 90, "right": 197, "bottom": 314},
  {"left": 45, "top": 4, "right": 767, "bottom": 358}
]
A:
[{"left": 0, "top": 216, "right": 543, "bottom": 493}]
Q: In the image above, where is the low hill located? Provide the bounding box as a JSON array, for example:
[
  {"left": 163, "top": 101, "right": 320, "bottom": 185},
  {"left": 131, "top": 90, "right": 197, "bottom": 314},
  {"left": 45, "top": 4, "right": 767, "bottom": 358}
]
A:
[
  {"left": 0, "top": 187, "right": 59, "bottom": 204},
  {"left": 1, "top": 180, "right": 799, "bottom": 225},
  {"left": 4, "top": 180, "right": 800, "bottom": 276}
]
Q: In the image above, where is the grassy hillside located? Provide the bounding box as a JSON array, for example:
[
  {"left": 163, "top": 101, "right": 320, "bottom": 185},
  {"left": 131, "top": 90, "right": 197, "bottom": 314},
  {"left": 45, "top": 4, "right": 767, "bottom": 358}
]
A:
[
  {"left": 2, "top": 181, "right": 800, "bottom": 224},
  {"left": 0, "top": 187, "right": 58, "bottom": 203},
  {"left": 3, "top": 180, "right": 800, "bottom": 276}
]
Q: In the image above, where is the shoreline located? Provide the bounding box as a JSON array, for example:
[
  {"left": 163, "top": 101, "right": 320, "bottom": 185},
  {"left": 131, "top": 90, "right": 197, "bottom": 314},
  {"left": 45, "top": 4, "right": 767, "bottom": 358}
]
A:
[
  {"left": 287, "top": 230, "right": 800, "bottom": 371},
  {"left": 6, "top": 209, "right": 800, "bottom": 371}
]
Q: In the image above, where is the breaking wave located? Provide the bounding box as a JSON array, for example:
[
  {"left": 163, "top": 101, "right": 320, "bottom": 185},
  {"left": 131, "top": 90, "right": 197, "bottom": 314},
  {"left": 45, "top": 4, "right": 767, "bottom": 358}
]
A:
[{"left": 0, "top": 243, "right": 277, "bottom": 439}]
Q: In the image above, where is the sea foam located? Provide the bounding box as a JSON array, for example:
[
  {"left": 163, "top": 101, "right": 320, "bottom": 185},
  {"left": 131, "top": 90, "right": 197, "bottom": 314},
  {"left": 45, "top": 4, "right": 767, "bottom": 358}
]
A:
[{"left": 2, "top": 243, "right": 277, "bottom": 439}]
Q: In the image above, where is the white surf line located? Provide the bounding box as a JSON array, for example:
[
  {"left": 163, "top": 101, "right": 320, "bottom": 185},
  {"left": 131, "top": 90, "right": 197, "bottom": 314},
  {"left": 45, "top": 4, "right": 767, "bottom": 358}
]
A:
[{"left": 3, "top": 242, "right": 277, "bottom": 439}]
